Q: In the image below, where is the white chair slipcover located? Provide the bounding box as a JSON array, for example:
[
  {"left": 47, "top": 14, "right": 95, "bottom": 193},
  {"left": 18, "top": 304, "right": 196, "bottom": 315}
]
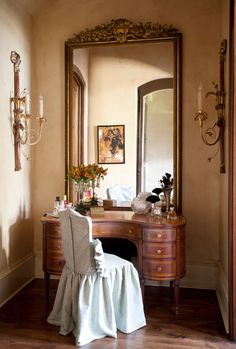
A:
[{"left": 47, "top": 208, "right": 146, "bottom": 346}]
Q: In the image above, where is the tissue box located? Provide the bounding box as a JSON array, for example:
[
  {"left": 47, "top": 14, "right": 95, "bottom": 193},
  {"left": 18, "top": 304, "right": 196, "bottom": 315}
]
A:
[
  {"left": 90, "top": 206, "right": 105, "bottom": 216},
  {"left": 103, "top": 199, "right": 117, "bottom": 207}
]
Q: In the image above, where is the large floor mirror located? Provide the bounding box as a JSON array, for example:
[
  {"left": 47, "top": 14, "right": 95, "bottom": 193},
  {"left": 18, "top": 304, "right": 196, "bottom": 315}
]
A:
[{"left": 65, "top": 18, "right": 182, "bottom": 212}]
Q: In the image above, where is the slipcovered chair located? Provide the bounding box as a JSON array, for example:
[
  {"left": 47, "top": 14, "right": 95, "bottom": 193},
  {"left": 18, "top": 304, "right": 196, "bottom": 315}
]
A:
[{"left": 47, "top": 208, "right": 146, "bottom": 346}]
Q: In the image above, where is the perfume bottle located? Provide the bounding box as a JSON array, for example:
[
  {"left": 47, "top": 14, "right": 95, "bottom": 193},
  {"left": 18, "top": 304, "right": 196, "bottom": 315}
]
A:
[
  {"left": 63, "top": 195, "right": 68, "bottom": 208},
  {"left": 168, "top": 207, "right": 177, "bottom": 221},
  {"left": 53, "top": 196, "right": 60, "bottom": 215},
  {"left": 153, "top": 203, "right": 162, "bottom": 216}
]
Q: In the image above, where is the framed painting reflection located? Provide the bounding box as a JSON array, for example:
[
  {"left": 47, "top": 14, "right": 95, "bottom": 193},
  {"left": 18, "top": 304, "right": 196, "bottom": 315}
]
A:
[{"left": 97, "top": 125, "right": 125, "bottom": 164}]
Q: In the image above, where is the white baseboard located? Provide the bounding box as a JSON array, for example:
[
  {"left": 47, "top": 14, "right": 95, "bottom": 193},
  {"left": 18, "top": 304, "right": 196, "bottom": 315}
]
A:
[
  {"left": 34, "top": 250, "right": 44, "bottom": 278},
  {"left": 0, "top": 253, "right": 34, "bottom": 307},
  {"left": 181, "top": 261, "right": 218, "bottom": 289},
  {"left": 216, "top": 263, "right": 229, "bottom": 333},
  {"left": 34, "top": 251, "right": 59, "bottom": 280}
]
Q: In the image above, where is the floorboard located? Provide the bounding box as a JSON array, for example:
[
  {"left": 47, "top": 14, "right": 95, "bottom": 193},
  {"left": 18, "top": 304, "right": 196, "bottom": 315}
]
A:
[{"left": 0, "top": 279, "right": 235, "bottom": 348}]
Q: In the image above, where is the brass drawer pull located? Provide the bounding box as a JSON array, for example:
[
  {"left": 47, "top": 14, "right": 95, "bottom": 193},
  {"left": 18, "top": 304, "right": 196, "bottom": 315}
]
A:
[
  {"left": 157, "top": 232, "right": 162, "bottom": 238},
  {"left": 157, "top": 266, "right": 162, "bottom": 272},
  {"left": 57, "top": 260, "right": 64, "bottom": 266},
  {"left": 156, "top": 249, "right": 162, "bottom": 254}
]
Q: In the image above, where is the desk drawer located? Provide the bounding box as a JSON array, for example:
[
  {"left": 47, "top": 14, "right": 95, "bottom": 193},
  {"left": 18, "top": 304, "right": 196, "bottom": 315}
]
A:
[
  {"left": 143, "top": 260, "right": 176, "bottom": 279},
  {"left": 44, "top": 223, "right": 61, "bottom": 237},
  {"left": 143, "top": 242, "right": 176, "bottom": 258},
  {"left": 143, "top": 228, "right": 176, "bottom": 242},
  {"left": 47, "top": 237, "right": 62, "bottom": 252},
  {"left": 46, "top": 256, "right": 65, "bottom": 273},
  {"left": 93, "top": 223, "right": 141, "bottom": 240}
]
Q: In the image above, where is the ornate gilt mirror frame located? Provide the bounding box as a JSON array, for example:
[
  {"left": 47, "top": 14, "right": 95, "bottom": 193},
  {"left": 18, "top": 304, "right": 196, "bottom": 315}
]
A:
[{"left": 65, "top": 18, "right": 182, "bottom": 212}]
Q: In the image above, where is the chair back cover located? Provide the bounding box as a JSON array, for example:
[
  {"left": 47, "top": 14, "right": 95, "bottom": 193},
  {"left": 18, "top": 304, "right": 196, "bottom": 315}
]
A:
[{"left": 59, "top": 208, "right": 93, "bottom": 274}]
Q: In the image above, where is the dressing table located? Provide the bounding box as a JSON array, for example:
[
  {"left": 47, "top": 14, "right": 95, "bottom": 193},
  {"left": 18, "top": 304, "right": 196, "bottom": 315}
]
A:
[{"left": 41, "top": 211, "right": 185, "bottom": 312}]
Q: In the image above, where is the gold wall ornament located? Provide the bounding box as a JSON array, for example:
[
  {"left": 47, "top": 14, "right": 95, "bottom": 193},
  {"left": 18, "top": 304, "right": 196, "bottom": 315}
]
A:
[
  {"left": 194, "top": 39, "right": 227, "bottom": 174},
  {"left": 66, "top": 18, "right": 180, "bottom": 45},
  {"left": 10, "top": 51, "right": 46, "bottom": 171}
]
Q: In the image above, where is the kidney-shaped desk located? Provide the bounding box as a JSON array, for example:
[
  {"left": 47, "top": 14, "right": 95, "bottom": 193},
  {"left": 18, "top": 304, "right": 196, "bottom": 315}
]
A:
[{"left": 41, "top": 211, "right": 186, "bottom": 312}]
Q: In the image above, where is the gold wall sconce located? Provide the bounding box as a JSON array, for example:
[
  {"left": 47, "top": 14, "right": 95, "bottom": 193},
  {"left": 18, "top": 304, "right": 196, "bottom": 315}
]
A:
[
  {"left": 10, "top": 51, "right": 46, "bottom": 171},
  {"left": 194, "top": 39, "right": 227, "bottom": 173}
]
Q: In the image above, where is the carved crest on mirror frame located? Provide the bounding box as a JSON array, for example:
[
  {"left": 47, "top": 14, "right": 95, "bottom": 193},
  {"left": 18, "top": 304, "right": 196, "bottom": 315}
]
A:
[{"left": 67, "top": 18, "right": 180, "bottom": 45}]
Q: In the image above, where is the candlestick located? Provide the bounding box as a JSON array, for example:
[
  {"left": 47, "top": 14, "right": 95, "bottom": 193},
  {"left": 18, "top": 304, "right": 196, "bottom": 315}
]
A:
[
  {"left": 10, "top": 51, "right": 46, "bottom": 171},
  {"left": 197, "top": 84, "right": 203, "bottom": 111},
  {"left": 39, "top": 95, "right": 43, "bottom": 117},
  {"left": 25, "top": 92, "right": 30, "bottom": 114},
  {"left": 193, "top": 40, "right": 227, "bottom": 174}
]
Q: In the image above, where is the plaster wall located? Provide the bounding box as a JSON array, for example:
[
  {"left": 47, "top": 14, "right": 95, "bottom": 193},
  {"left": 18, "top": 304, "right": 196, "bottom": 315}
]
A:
[{"left": 0, "top": 0, "right": 34, "bottom": 305}]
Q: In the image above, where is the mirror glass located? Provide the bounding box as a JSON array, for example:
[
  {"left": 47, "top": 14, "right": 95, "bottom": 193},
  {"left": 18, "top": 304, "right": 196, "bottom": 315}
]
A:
[
  {"left": 139, "top": 80, "right": 173, "bottom": 193},
  {"left": 65, "top": 19, "right": 182, "bottom": 212}
]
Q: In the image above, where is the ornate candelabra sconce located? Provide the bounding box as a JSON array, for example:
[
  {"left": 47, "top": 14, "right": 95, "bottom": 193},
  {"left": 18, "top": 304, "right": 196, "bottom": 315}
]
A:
[
  {"left": 194, "top": 39, "right": 227, "bottom": 173},
  {"left": 10, "top": 51, "right": 46, "bottom": 171}
]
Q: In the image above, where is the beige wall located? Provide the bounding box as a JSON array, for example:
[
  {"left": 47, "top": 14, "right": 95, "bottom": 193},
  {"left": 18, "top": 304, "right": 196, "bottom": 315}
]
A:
[{"left": 0, "top": 0, "right": 34, "bottom": 305}]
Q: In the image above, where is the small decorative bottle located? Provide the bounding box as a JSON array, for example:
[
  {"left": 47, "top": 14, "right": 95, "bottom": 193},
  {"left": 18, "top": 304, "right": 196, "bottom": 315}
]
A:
[
  {"left": 153, "top": 203, "right": 162, "bottom": 216},
  {"left": 63, "top": 195, "right": 68, "bottom": 208},
  {"left": 53, "top": 196, "right": 61, "bottom": 216},
  {"left": 167, "top": 207, "right": 178, "bottom": 221}
]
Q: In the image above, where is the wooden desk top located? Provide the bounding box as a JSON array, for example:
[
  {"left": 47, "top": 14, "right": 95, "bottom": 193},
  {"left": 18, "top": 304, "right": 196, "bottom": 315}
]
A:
[{"left": 42, "top": 210, "right": 186, "bottom": 227}]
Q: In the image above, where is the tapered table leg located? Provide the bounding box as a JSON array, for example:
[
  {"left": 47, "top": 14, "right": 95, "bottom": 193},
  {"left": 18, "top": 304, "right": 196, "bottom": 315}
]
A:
[
  {"left": 44, "top": 272, "right": 50, "bottom": 306},
  {"left": 173, "top": 278, "right": 180, "bottom": 314}
]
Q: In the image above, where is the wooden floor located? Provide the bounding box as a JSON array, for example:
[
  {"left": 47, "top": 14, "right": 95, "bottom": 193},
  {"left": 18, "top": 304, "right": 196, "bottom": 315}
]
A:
[{"left": 0, "top": 279, "right": 235, "bottom": 348}]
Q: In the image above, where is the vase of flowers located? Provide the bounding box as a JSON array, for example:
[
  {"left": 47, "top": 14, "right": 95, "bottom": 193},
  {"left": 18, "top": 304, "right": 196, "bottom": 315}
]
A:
[
  {"left": 68, "top": 163, "right": 108, "bottom": 213},
  {"left": 146, "top": 172, "right": 173, "bottom": 215}
]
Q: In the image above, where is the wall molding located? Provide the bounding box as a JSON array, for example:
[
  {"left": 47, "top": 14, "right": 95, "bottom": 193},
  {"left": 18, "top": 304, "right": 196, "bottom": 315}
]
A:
[
  {"left": 34, "top": 250, "right": 44, "bottom": 278},
  {"left": 181, "top": 261, "right": 218, "bottom": 289},
  {"left": 216, "top": 263, "right": 229, "bottom": 333},
  {"left": 34, "top": 250, "right": 60, "bottom": 279},
  {"left": 0, "top": 253, "right": 34, "bottom": 307}
]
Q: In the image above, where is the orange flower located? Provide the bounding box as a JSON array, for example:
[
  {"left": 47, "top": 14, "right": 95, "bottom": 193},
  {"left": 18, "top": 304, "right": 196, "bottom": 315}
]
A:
[{"left": 68, "top": 163, "right": 108, "bottom": 183}]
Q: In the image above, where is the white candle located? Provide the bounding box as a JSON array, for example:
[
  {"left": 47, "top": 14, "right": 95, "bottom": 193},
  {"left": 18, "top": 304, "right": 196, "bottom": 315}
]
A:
[
  {"left": 25, "top": 92, "right": 30, "bottom": 114},
  {"left": 39, "top": 95, "right": 43, "bottom": 117},
  {"left": 198, "top": 84, "right": 203, "bottom": 111}
]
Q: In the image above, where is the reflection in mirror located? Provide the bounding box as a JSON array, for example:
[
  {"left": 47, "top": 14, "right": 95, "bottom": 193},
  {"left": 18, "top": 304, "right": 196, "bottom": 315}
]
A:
[
  {"left": 137, "top": 78, "right": 173, "bottom": 193},
  {"left": 65, "top": 19, "right": 182, "bottom": 212},
  {"left": 70, "top": 66, "right": 85, "bottom": 203}
]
